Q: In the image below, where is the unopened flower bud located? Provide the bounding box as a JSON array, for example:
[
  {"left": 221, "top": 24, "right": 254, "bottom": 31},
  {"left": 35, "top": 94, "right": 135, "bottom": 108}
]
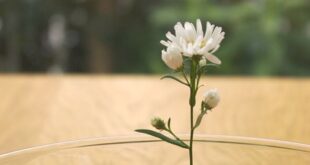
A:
[
  {"left": 161, "top": 46, "right": 183, "bottom": 70},
  {"left": 199, "top": 57, "right": 207, "bottom": 67},
  {"left": 203, "top": 89, "right": 220, "bottom": 109},
  {"left": 151, "top": 117, "right": 166, "bottom": 130}
]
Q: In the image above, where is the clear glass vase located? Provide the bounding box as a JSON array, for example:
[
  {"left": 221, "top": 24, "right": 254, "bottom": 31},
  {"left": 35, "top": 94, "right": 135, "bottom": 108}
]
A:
[{"left": 1, "top": 135, "right": 310, "bottom": 165}]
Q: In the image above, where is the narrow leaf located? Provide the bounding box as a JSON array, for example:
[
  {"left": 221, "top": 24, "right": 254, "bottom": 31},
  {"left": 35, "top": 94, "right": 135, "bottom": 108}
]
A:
[
  {"left": 198, "top": 64, "right": 219, "bottom": 74},
  {"left": 161, "top": 75, "right": 189, "bottom": 87},
  {"left": 207, "top": 63, "right": 220, "bottom": 67},
  {"left": 167, "top": 118, "right": 171, "bottom": 130},
  {"left": 194, "top": 112, "right": 206, "bottom": 129},
  {"left": 198, "top": 65, "right": 207, "bottom": 74},
  {"left": 135, "top": 129, "right": 189, "bottom": 149}
]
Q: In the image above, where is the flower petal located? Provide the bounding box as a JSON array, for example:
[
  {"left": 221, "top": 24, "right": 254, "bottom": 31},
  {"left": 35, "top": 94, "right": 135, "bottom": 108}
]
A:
[
  {"left": 198, "top": 38, "right": 213, "bottom": 54},
  {"left": 174, "top": 22, "right": 185, "bottom": 38},
  {"left": 211, "top": 45, "right": 220, "bottom": 53},
  {"left": 196, "top": 19, "right": 203, "bottom": 37},
  {"left": 205, "top": 53, "right": 221, "bottom": 65},
  {"left": 160, "top": 40, "right": 170, "bottom": 47},
  {"left": 205, "top": 22, "right": 215, "bottom": 40},
  {"left": 166, "top": 32, "right": 177, "bottom": 42},
  {"left": 184, "top": 22, "right": 196, "bottom": 41},
  {"left": 193, "top": 35, "right": 203, "bottom": 50}
]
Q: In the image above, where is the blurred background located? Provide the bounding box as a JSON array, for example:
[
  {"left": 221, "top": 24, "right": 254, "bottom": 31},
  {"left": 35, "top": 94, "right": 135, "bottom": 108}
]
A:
[{"left": 0, "top": 0, "right": 309, "bottom": 75}]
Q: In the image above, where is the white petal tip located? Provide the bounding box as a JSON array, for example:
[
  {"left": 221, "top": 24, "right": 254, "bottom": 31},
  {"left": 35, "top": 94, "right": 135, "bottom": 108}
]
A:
[{"left": 205, "top": 53, "right": 221, "bottom": 65}]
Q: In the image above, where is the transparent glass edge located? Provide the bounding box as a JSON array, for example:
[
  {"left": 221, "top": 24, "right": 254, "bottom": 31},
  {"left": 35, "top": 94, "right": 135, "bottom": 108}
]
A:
[{"left": 1, "top": 134, "right": 309, "bottom": 164}]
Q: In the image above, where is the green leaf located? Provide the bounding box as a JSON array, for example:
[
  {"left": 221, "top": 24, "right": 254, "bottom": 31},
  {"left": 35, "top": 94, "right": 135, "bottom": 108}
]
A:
[
  {"left": 206, "top": 63, "right": 220, "bottom": 67},
  {"left": 135, "top": 129, "right": 189, "bottom": 149},
  {"left": 198, "top": 65, "right": 206, "bottom": 73},
  {"left": 198, "top": 63, "right": 219, "bottom": 74},
  {"left": 167, "top": 118, "right": 171, "bottom": 130},
  {"left": 160, "top": 75, "right": 189, "bottom": 87},
  {"left": 194, "top": 112, "right": 206, "bottom": 129}
]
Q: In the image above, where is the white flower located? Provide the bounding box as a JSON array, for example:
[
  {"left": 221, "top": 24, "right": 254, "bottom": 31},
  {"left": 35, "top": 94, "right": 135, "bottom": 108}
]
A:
[
  {"left": 161, "top": 45, "right": 183, "bottom": 70},
  {"left": 160, "top": 19, "right": 225, "bottom": 65},
  {"left": 203, "top": 89, "right": 220, "bottom": 109}
]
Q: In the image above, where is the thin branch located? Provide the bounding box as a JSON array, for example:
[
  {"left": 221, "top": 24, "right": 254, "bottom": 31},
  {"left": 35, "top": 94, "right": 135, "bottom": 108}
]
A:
[
  {"left": 161, "top": 75, "right": 189, "bottom": 87},
  {"left": 182, "top": 70, "right": 190, "bottom": 85}
]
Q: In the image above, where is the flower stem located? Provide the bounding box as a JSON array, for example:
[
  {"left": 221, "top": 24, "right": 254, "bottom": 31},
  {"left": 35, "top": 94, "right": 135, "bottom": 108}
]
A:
[
  {"left": 189, "top": 58, "right": 198, "bottom": 165},
  {"left": 189, "top": 105, "right": 194, "bottom": 165}
]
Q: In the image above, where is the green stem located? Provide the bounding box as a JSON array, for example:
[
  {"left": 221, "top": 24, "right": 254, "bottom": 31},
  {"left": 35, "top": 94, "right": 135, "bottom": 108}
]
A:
[
  {"left": 189, "top": 59, "right": 198, "bottom": 165},
  {"left": 195, "top": 72, "right": 202, "bottom": 93},
  {"left": 190, "top": 60, "right": 197, "bottom": 107},
  {"left": 189, "top": 105, "right": 194, "bottom": 165}
]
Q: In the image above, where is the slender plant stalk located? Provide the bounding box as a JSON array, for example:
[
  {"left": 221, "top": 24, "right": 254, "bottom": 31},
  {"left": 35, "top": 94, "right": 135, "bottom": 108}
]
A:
[
  {"left": 189, "top": 58, "right": 198, "bottom": 165},
  {"left": 189, "top": 105, "right": 194, "bottom": 165}
]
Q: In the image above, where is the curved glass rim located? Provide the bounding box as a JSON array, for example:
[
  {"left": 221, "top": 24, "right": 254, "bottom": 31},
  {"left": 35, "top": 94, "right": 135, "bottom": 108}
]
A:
[{"left": 1, "top": 134, "right": 310, "bottom": 164}]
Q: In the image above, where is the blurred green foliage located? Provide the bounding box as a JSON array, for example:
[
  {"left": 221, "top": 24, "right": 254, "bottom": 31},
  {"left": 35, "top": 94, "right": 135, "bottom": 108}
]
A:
[{"left": 0, "top": 0, "right": 309, "bottom": 75}]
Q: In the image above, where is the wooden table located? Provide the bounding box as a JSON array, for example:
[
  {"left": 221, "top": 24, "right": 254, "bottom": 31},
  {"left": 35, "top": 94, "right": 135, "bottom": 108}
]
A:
[{"left": 0, "top": 75, "right": 309, "bottom": 156}]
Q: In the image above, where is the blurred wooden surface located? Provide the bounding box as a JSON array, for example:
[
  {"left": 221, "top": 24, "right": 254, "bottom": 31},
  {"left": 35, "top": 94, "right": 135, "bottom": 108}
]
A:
[{"left": 0, "top": 75, "right": 309, "bottom": 155}]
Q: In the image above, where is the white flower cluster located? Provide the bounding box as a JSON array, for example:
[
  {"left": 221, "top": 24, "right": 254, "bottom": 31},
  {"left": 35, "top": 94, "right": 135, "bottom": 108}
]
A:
[{"left": 161, "top": 19, "right": 225, "bottom": 70}]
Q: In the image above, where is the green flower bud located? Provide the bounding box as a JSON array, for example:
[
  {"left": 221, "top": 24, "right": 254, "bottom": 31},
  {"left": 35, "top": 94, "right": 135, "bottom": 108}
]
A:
[
  {"left": 199, "top": 57, "right": 207, "bottom": 67},
  {"left": 151, "top": 117, "right": 166, "bottom": 130}
]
